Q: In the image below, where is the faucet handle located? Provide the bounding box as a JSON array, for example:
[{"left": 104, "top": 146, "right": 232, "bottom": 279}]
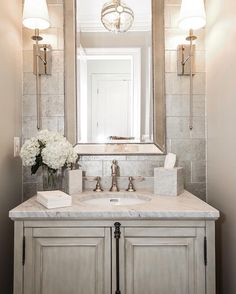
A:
[
  {"left": 126, "top": 177, "right": 136, "bottom": 192},
  {"left": 93, "top": 177, "right": 104, "bottom": 192}
]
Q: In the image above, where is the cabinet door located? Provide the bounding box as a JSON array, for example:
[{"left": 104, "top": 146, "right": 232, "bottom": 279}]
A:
[
  {"left": 122, "top": 227, "right": 205, "bottom": 294},
  {"left": 24, "top": 227, "right": 111, "bottom": 294}
]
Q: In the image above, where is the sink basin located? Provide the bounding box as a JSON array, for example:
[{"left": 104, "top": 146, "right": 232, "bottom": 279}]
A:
[{"left": 80, "top": 193, "right": 151, "bottom": 206}]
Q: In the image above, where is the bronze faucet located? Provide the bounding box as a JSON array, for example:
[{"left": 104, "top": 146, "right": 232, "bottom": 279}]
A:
[{"left": 110, "top": 160, "right": 119, "bottom": 192}]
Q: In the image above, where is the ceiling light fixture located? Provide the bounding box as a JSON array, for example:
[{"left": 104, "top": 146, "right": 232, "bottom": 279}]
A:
[{"left": 101, "top": 0, "right": 134, "bottom": 33}]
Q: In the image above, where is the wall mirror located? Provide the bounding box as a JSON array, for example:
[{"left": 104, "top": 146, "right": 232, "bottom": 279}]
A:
[{"left": 64, "top": 0, "right": 166, "bottom": 154}]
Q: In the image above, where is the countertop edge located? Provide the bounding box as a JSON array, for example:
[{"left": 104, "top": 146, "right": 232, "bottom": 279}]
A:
[{"left": 9, "top": 211, "right": 220, "bottom": 221}]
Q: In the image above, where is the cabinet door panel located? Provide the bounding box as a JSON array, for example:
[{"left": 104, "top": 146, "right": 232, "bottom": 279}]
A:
[
  {"left": 125, "top": 238, "right": 194, "bottom": 294},
  {"left": 37, "top": 238, "right": 103, "bottom": 294},
  {"left": 123, "top": 228, "right": 205, "bottom": 294},
  {"left": 24, "top": 228, "right": 110, "bottom": 294}
]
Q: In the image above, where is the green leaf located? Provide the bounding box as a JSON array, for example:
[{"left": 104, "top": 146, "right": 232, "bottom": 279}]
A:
[{"left": 31, "top": 154, "right": 43, "bottom": 175}]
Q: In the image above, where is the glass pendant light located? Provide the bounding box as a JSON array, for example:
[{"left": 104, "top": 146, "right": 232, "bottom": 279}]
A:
[{"left": 101, "top": 0, "right": 134, "bottom": 33}]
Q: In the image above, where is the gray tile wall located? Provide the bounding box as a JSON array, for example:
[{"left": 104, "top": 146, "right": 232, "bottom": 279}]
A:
[{"left": 22, "top": 0, "right": 206, "bottom": 200}]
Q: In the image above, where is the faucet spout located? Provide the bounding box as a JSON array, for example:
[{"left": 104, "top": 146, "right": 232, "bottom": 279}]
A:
[{"left": 110, "top": 160, "right": 119, "bottom": 192}]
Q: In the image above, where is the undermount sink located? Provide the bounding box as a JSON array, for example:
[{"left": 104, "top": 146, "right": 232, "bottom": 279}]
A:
[{"left": 80, "top": 193, "right": 151, "bottom": 206}]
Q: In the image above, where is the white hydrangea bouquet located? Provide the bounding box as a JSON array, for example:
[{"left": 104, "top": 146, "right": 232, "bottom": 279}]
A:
[{"left": 20, "top": 130, "right": 79, "bottom": 190}]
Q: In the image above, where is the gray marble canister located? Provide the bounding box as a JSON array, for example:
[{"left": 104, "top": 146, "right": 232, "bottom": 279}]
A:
[
  {"left": 154, "top": 167, "right": 184, "bottom": 196},
  {"left": 65, "top": 169, "right": 83, "bottom": 195}
]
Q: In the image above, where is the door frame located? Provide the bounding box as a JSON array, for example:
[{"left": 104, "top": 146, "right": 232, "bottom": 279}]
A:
[{"left": 77, "top": 47, "right": 141, "bottom": 142}]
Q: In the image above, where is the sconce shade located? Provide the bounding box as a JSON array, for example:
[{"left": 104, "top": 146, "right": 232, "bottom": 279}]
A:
[
  {"left": 178, "top": 0, "right": 206, "bottom": 30},
  {"left": 23, "top": 0, "right": 50, "bottom": 30}
]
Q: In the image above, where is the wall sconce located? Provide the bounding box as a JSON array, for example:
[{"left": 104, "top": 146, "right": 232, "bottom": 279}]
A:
[
  {"left": 23, "top": 0, "right": 52, "bottom": 130},
  {"left": 177, "top": 0, "right": 206, "bottom": 130}
]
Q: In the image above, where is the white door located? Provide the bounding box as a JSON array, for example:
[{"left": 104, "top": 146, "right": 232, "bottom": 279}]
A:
[{"left": 91, "top": 74, "right": 131, "bottom": 141}]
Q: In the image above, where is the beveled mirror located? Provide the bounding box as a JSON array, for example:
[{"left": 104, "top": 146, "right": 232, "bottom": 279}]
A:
[{"left": 64, "top": 0, "right": 166, "bottom": 154}]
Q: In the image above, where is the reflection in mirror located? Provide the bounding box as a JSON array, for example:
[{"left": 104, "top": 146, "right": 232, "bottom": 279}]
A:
[{"left": 76, "top": 0, "right": 153, "bottom": 144}]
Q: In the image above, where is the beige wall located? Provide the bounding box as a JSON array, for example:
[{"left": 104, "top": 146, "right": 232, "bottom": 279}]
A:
[
  {"left": 0, "top": 0, "right": 23, "bottom": 293},
  {"left": 206, "top": 0, "right": 236, "bottom": 293}
]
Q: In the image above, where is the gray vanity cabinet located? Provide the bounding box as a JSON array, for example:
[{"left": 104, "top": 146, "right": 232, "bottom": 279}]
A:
[
  {"left": 13, "top": 220, "right": 216, "bottom": 294},
  {"left": 120, "top": 227, "right": 206, "bottom": 294},
  {"left": 22, "top": 227, "right": 111, "bottom": 294}
]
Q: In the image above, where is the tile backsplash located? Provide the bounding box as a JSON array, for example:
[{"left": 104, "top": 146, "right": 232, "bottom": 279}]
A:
[{"left": 22, "top": 0, "right": 206, "bottom": 200}]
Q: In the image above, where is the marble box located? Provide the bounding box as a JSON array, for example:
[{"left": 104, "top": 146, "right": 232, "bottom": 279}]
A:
[
  {"left": 65, "top": 169, "right": 83, "bottom": 195},
  {"left": 154, "top": 167, "right": 184, "bottom": 197}
]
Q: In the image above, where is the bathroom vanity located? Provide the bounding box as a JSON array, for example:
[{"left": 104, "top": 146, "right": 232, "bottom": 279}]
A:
[{"left": 10, "top": 191, "right": 219, "bottom": 294}]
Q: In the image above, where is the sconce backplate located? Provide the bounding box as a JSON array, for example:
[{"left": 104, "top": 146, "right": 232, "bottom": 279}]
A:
[
  {"left": 33, "top": 44, "right": 52, "bottom": 75},
  {"left": 177, "top": 44, "right": 196, "bottom": 76}
]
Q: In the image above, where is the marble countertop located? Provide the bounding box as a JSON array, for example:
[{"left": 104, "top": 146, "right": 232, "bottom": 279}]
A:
[{"left": 9, "top": 190, "right": 220, "bottom": 220}]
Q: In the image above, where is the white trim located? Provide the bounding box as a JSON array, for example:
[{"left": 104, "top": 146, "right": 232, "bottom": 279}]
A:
[
  {"left": 77, "top": 46, "right": 88, "bottom": 142},
  {"left": 74, "top": 143, "right": 163, "bottom": 154},
  {"left": 77, "top": 14, "right": 151, "bottom": 32},
  {"left": 78, "top": 21, "right": 151, "bottom": 33}
]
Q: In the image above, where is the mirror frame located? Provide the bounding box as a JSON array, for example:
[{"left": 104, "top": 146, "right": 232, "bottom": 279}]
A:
[{"left": 64, "top": 0, "right": 166, "bottom": 155}]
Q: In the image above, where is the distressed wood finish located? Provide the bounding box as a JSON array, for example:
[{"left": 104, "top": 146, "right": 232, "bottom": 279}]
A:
[
  {"left": 206, "top": 221, "right": 216, "bottom": 294},
  {"left": 153, "top": 0, "right": 166, "bottom": 151},
  {"left": 23, "top": 219, "right": 206, "bottom": 228},
  {"left": 23, "top": 228, "right": 110, "bottom": 294},
  {"left": 13, "top": 221, "right": 24, "bottom": 294},
  {"left": 64, "top": 0, "right": 77, "bottom": 144},
  {"left": 13, "top": 220, "right": 217, "bottom": 294},
  {"left": 123, "top": 227, "right": 206, "bottom": 294},
  {"left": 64, "top": 0, "right": 166, "bottom": 154},
  {"left": 104, "top": 228, "right": 112, "bottom": 294}
]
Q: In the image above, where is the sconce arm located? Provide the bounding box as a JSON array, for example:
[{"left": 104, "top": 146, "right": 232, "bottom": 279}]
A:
[
  {"left": 37, "top": 55, "right": 47, "bottom": 65},
  {"left": 182, "top": 55, "right": 191, "bottom": 66}
]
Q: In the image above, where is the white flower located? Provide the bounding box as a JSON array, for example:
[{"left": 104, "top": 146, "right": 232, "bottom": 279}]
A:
[
  {"left": 20, "top": 138, "right": 40, "bottom": 166},
  {"left": 66, "top": 146, "right": 78, "bottom": 165},
  {"left": 37, "top": 130, "right": 65, "bottom": 145},
  {"left": 20, "top": 130, "right": 79, "bottom": 171},
  {"left": 42, "top": 140, "right": 70, "bottom": 170}
]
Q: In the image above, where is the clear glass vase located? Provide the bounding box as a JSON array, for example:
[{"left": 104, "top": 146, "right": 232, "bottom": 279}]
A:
[{"left": 42, "top": 166, "right": 63, "bottom": 191}]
